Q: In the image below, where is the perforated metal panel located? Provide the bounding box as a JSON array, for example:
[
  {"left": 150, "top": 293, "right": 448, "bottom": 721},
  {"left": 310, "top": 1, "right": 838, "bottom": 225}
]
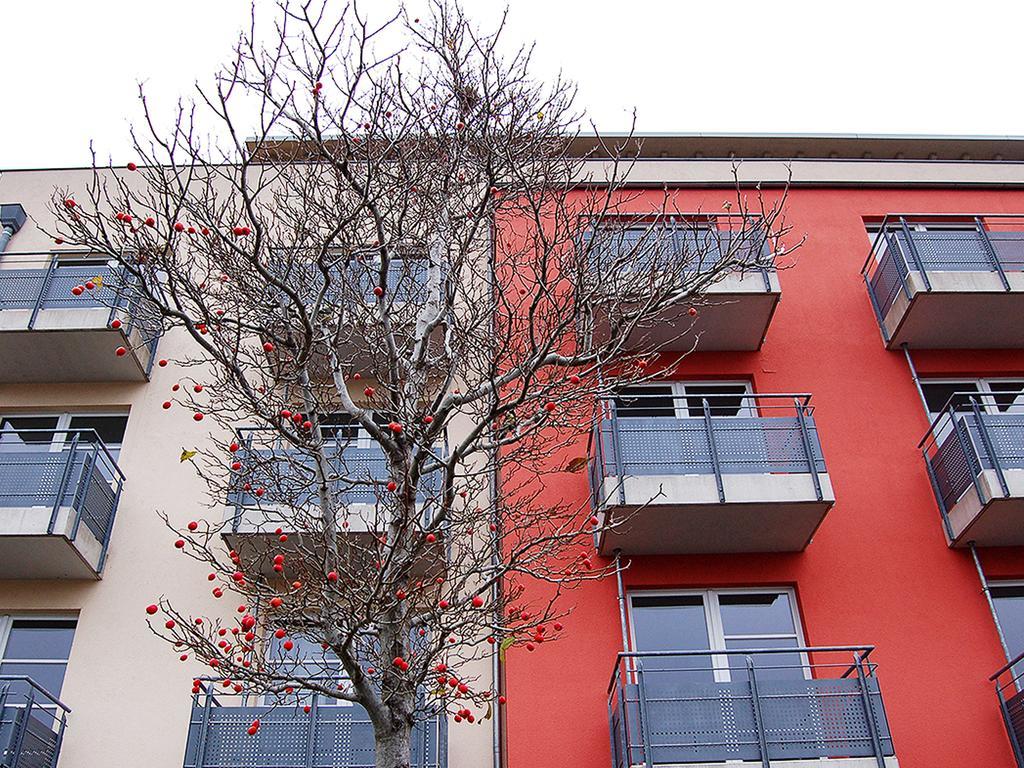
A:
[
  {"left": 598, "top": 415, "right": 825, "bottom": 480},
  {"left": 869, "top": 236, "right": 909, "bottom": 317},
  {"left": 929, "top": 413, "right": 1024, "bottom": 510},
  {"left": 1003, "top": 687, "right": 1024, "bottom": 761},
  {"left": 615, "top": 676, "right": 893, "bottom": 765},
  {"left": 183, "top": 703, "right": 444, "bottom": 768}
]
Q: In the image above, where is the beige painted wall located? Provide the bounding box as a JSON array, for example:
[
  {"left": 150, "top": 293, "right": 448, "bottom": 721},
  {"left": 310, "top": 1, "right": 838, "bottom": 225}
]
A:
[{"left": 0, "top": 167, "right": 495, "bottom": 768}]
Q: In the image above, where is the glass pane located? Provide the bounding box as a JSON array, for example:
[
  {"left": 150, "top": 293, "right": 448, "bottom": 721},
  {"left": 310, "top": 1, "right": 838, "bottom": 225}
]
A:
[
  {"left": 719, "top": 592, "right": 796, "bottom": 636},
  {"left": 993, "top": 585, "right": 1024, "bottom": 666},
  {"left": 319, "top": 413, "right": 361, "bottom": 443},
  {"left": 266, "top": 633, "right": 346, "bottom": 705},
  {"left": 0, "top": 662, "right": 68, "bottom": 697},
  {"left": 921, "top": 382, "right": 980, "bottom": 416},
  {"left": 0, "top": 417, "right": 60, "bottom": 446},
  {"left": 68, "top": 415, "right": 128, "bottom": 446},
  {"left": 684, "top": 385, "right": 750, "bottom": 417},
  {"left": 4, "top": 620, "right": 77, "bottom": 660},
  {"left": 988, "top": 382, "right": 1024, "bottom": 413},
  {"left": 631, "top": 595, "right": 713, "bottom": 686},
  {"left": 614, "top": 386, "right": 676, "bottom": 418},
  {"left": 725, "top": 637, "right": 804, "bottom": 681}
]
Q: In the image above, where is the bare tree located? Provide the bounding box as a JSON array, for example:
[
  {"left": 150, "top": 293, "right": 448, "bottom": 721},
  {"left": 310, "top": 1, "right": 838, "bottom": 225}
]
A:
[{"left": 47, "top": 2, "right": 796, "bottom": 766}]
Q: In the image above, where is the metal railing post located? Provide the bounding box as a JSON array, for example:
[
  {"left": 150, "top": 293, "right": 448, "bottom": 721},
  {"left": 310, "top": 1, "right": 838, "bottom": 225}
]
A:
[
  {"left": 745, "top": 657, "right": 771, "bottom": 768},
  {"left": 68, "top": 444, "right": 97, "bottom": 542},
  {"left": 10, "top": 685, "right": 36, "bottom": 768},
  {"left": 899, "top": 217, "right": 932, "bottom": 291},
  {"left": 922, "top": 449, "right": 957, "bottom": 542},
  {"left": 853, "top": 653, "right": 887, "bottom": 768},
  {"left": 971, "top": 399, "right": 1010, "bottom": 498},
  {"left": 975, "top": 217, "right": 1011, "bottom": 291},
  {"left": 28, "top": 257, "right": 59, "bottom": 330},
  {"left": 634, "top": 660, "right": 654, "bottom": 768},
  {"left": 794, "top": 398, "right": 823, "bottom": 501},
  {"left": 862, "top": 272, "right": 892, "bottom": 345},
  {"left": 97, "top": 473, "right": 123, "bottom": 573},
  {"left": 49, "top": 707, "right": 68, "bottom": 768},
  {"left": 608, "top": 400, "right": 626, "bottom": 507},
  {"left": 702, "top": 399, "right": 726, "bottom": 503},
  {"left": 192, "top": 686, "right": 215, "bottom": 768},
  {"left": 49, "top": 433, "right": 80, "bottom": 535},
  {"left": 304, "top": 694, "right": 318, "bottom": 768}
]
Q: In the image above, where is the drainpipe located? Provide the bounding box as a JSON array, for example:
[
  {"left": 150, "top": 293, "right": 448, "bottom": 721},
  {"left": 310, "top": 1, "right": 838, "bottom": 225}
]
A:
[
  {"left": 900, "top": 343, "right": 930, "bottom": 415},
  {"left": 614, "top": 550, "right": 629, "bottom": 652},
  {"left": 0, "top": 204, "right": 27, "bottom": 254},
  {"left": 970, "top": 541, "right": 1012, "bottom": 662}
]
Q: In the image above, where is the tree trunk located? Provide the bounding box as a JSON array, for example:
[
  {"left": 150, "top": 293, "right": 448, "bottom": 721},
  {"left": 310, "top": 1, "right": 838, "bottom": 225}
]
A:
[{"left": 375, "top": 721, "right": 415, "bottom": 768}]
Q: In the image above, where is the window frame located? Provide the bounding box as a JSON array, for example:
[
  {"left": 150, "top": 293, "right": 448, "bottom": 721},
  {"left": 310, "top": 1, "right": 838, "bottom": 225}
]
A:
[
  {"left": 0, "top": 614, "right": 78, "bottom": 702},
  {"left": 0, "top": 411, "right": 128, "bottom": 457},
  {"left": 920, "top": 377, "right": 1024, "bottom": 420},
  {"left": 615, "top": 381, "right": 754, "bottom": 419},
  {"left": 626, "top": 586, "right": 808, "bottom": 683}
]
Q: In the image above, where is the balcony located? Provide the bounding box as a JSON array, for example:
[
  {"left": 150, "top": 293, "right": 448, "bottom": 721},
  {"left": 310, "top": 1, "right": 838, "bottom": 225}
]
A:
[
  {"left": 863, "top": 215, "right": 1024, "bottom": 349},
  {"left": 224, "top": 430, "right": 444, "bottom": 570},
  {"left": 608, "top": 647, "right": 897, "bottom": 768},
  {"left": 0, "top": 429, "right": 124, "bottom": 578},
  {"left": 589, "top": 393, "right": 834, "bottom": 555},
  {"left": 183, "top": 681, "right": 445, "bottom": 768},
  {"left": 921, "top": 393, "right": 1024, "bottom": 547},
  {"left": 0, "top": 676, "right": 69, "bottom": 768},
  {"left": 0, "top": 254, "right": 160, "bottom": 382},
  {"left": 992, "top": 652, "right": 1024, "bottom": 766},
  {"left": 586, "top": 216, "right": 781, "bottom": 352}
]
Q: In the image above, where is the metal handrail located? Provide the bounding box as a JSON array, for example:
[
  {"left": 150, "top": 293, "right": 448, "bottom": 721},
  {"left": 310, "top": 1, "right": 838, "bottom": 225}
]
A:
[
  {"left": 608, "top": 645, "right": 876, "bottom": 693},
  {"left": 917, "top": 390, "right": 1019, "bottom": 450},
  {"left": 991, "top": 649, "right": 1024, "bottom": 682},
  {"left": 0, "top": 675, "right": 72, "bottom": 713},
  {"left": 0, "top": 428, "right": 125, "bottom": 480}
]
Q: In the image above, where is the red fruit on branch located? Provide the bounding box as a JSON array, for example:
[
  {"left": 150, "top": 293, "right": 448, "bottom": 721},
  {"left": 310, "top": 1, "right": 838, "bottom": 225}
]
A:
[
  {"left": 280, "top": 409, "right": 292, "bottom": 418},
  {"left": 146, "top": 604, "right": 158, "bottom": 615},
  {"left": 115, "top": 346, "right": 127, "bottom": 357},
  {"left": 544, "top": 402, "right": 556, "bottom": 412},
  {"left": 263, "top": 342, "right": 274, "bottom": 352},
  {"left": 70, "top": 285, "right": 84, "bottom": 296},
  {"left": 84, "top": 281, "right": 95, "bottom": 290},
  {"left": 388, "top": 422, "right": 403, "bottom": 433},
  {"left": 372, "top": 286, "right": 384, "bottom": 297},
  {"left": 145, "top": 217, "right": 156, "bottom": 227},
  {"left": 187, "top": 521, "right": 198, "bottom": 531},
  {"left": 229, "top": 442, "right": 239, "bottom": 452},
  {"left": 395, "top": 589, "right": 406, "bottom": 600},
  {"left": 386, "top": 481, "right": 397, "bottom": 492},
  {"left": 327, "top": 571, "right": 339, "bottom": 582},
  {"left": 553, "top": 622, "right": 563, "bottom": 631},
  {"left": 174, "top": 539, "right": 185, "bottom": 549},
  {"left": 174, "top": 222, "right": 185, "bottom": 232},
  {"left": 127, "top": 162, "right": 137, "bottom": 171},
  {"left": 241, "top": 615, "right": 256, "bottom": 630},
  {"left": 688, "top": 307, "right": 698, "bottom": 317},
  {"left": 435, "top": 663, "right": 447, "bottom": 672},
  {"left": 274, "top": 629, "right": 287, "bottom": 639},
  {"left": 110, "top": 319, "right": 122, "bottom": 329},
  {"left": 270, "top": 597, "right": 283, "bottom": 608},
  {"left": 165, "top": 620, "right": 176, "bottom": 629},
  {"left": 162, "top": 401, "right": 172, "bottom": 410},
  {"left": 363, "top": 386, "right": 375, "bottom": 397},
  {"left": 187, "top": 226, "right": 196, "bottom": 234},
  {"left": 438, "top": 599, "right": 450, "bottom": 609},
  {"left": 283, "top": 640, "right": 293, "bottom": 651},
  {"left": 212, "top": 588, "right": 223, "bottom": 598},
  {"left": 193, "top": 413, "right": 204, "bottom": 421},
  {"left": 569, "top": 374, "right": 581, "bottom": 384},
  {"left": 158, "top": 359, "right": 168, "bottom": 367},
  {"left": 208, "top": 573, "right": 216, "bottom": 581},
  {"left": 231, "top": 461, "right": 241, "bottom": 471},
  {"left": 273, "top": 554, "right": 284, "bottom": 564},
  {"left": 498, "top": 696, "right": 507, "bottom": 705},
  {"left": 472, "top": 595, "right": 484, "bottom": 608},
  {"left": 423, "top": 415, "right": 433, "bottom": 424},
  {"left": 425, "top": 533, "right": 437, "bottom": 544}
]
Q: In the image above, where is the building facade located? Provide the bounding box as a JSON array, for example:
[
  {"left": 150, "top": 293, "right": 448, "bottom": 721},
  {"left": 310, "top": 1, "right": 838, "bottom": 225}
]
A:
[
  {"left": 499, "top": 135, "right": 1024, "bottom": 768},
  {"left": 2, "top": 134, "right": 1024, "bottom": 768}
]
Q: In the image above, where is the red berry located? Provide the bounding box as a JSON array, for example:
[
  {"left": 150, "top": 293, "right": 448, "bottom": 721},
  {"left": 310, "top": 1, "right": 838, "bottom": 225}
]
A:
[
  {"left": 569, "top": 374, "right": 581, "bottom": 384},
  {"left": 187, "top": 521, "right": 198, "bottom": 531},
  {"left": 263, "top": 342, "right": 274, "bottom": 352},
  {"left": 544, "top": 402, "right": 556, "bottom": 412},
  {"left": 270, "top": 597, "right": 283, "bottom": 608},
  {"left": 283, "top": 640, "right": 293, "bottom": 651},
  {"left": 70, "top": 285, "right": 84, "bottom": 296},
  {"left": 388, "top": 422, "right": 403, "bottom": 433},
  {"left": 162, "top": 401, "right": 172, "bottom": 410},
  {"left": 231, "top": 461, "right": 241, "bottom": 471},
  {"left": 372, "top": 286, "right": 384, "bottom": 297},
  {"left": 688, "top": 307, "right": 698, "bottom": 317},
  {"left": 165, "top": 619, "right": 176, "bottom": 629},
  {"left": 386, "top": 481, "right": 397, "bottom": 492},
  {"left": 229, "top": 442, "right": 239, "bottom": 452},
  {"left": 174, "top": 222, "right": 185, "bottom": 232},
  {"left": 554, "top": 622, "right": 563, "bottom": 631},
  {"left": 423, "top": 415, "right": 433, "bottom": 424},
  {"left": 146, "top": 604, "right": 158, "bottom": 615},
  {"left": 327, "top": 571, "right": 339, "bottom": 582},
  {"left": 115, "top": 346, "right": 127, "bottom": 357},
  {"left": 127, "top": 162, "right": 138, "bottom": 171},
  {"left": 363, "top": 387, "right": 375, "bottom": 397},
  {"left": 158, "top": 359, "right": 168, "bottom": 367},
  {"left": 174, "top": 539, "right": 185, "bottom": 548},
  {"left": 84, "top": 281, "right": 95, "bottom": 291},
  {"left": 110, "top": 319, "right": 122, "bottom": 329},
  {"left": 426, "top": 533, "right": 437, "bottom": 544},
  {"left": 472, "top": 595, "right": 484, "bottom": 608},
  {"left": 439, "top": 599, "right": 450, "bottom": 609},
  {"left": 193, "top": 413, "right": 204, "bottom": 421},
  {"left": 145, "top": 217, "right": 156, "bottom": 227}
]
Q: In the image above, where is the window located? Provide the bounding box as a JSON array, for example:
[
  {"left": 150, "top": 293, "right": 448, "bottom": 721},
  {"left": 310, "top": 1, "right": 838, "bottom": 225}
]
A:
[
  {"left": 920, "top": 379, "right": 1024, "bottom": 420},
  {"left": 0, "top": 413, "right": 128, "bottom": 459},
  {"left": 265, "top": 633, "right": 349, "bottom": 706},
  {"left": 629, "top": 588, "right": 805, "bottom": 687},
  {"left": 614, "top": 382, "right": 753, "bottom": 418},
  {"left": 0, "top": 617, "right": 77, "bottom": 698}
]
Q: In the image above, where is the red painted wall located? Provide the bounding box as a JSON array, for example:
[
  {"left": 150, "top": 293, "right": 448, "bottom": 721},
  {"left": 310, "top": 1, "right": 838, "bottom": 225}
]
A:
[{"left": 500, "top": 187, "right": 1024, "bottom": 768}]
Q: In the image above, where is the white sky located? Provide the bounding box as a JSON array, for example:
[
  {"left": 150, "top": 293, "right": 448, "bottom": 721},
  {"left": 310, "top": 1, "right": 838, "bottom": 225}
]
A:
[{"left": 2, "top": 0, "right": 1023, "bottom": 169}]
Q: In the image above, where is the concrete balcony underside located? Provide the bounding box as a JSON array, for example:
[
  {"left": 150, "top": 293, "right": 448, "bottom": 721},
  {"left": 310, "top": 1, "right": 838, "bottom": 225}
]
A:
[
  {"left": 597, "top": 271, "right": 782, "bottom": 352},
  {"left": 879, "top": 270, "right": 1024, "bottom": 349},
  {"left": 944, "top": 468, "right": 1024, "bottom": 547},
  {"left": 0, "top": 506, "right": 105, "bottom": 579},
  {"left": 596, "top": 472, "right": 834, "bottom": 555},
  {"left": 0, "top": 308, "right": 151, "bottom": 382}
]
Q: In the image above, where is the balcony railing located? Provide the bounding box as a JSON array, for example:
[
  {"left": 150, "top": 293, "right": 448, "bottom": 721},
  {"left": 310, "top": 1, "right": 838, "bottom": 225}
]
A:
[
  {"left": 183, "top": 681, "right": 445, "bottom": 768},
  {"left": 862, "top": 214, "right": 1024, "bottom": 347},
  {"left": 992, "top": 651, "right": 1024, "bottom": 767},
  {"left": 0, "top": 429, "right": 124, "bottom": 577},
  {"left": 0, "top": 676, "right": 70, "bottom": 768},
  {"left": 583, "top": 215, "right": 781, "bottom": 351},
  {"left": 0, "top": 254, "right": 161, "bottom": 379},
  {"left": 227, "top": 429, "right": 445, "bottom": 534},
  {"left": 921, "top": 393, "right": 1024, "bottom": 546},
  {"left": 608, "top": 647, "right": 895, "bottom": 768}
]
